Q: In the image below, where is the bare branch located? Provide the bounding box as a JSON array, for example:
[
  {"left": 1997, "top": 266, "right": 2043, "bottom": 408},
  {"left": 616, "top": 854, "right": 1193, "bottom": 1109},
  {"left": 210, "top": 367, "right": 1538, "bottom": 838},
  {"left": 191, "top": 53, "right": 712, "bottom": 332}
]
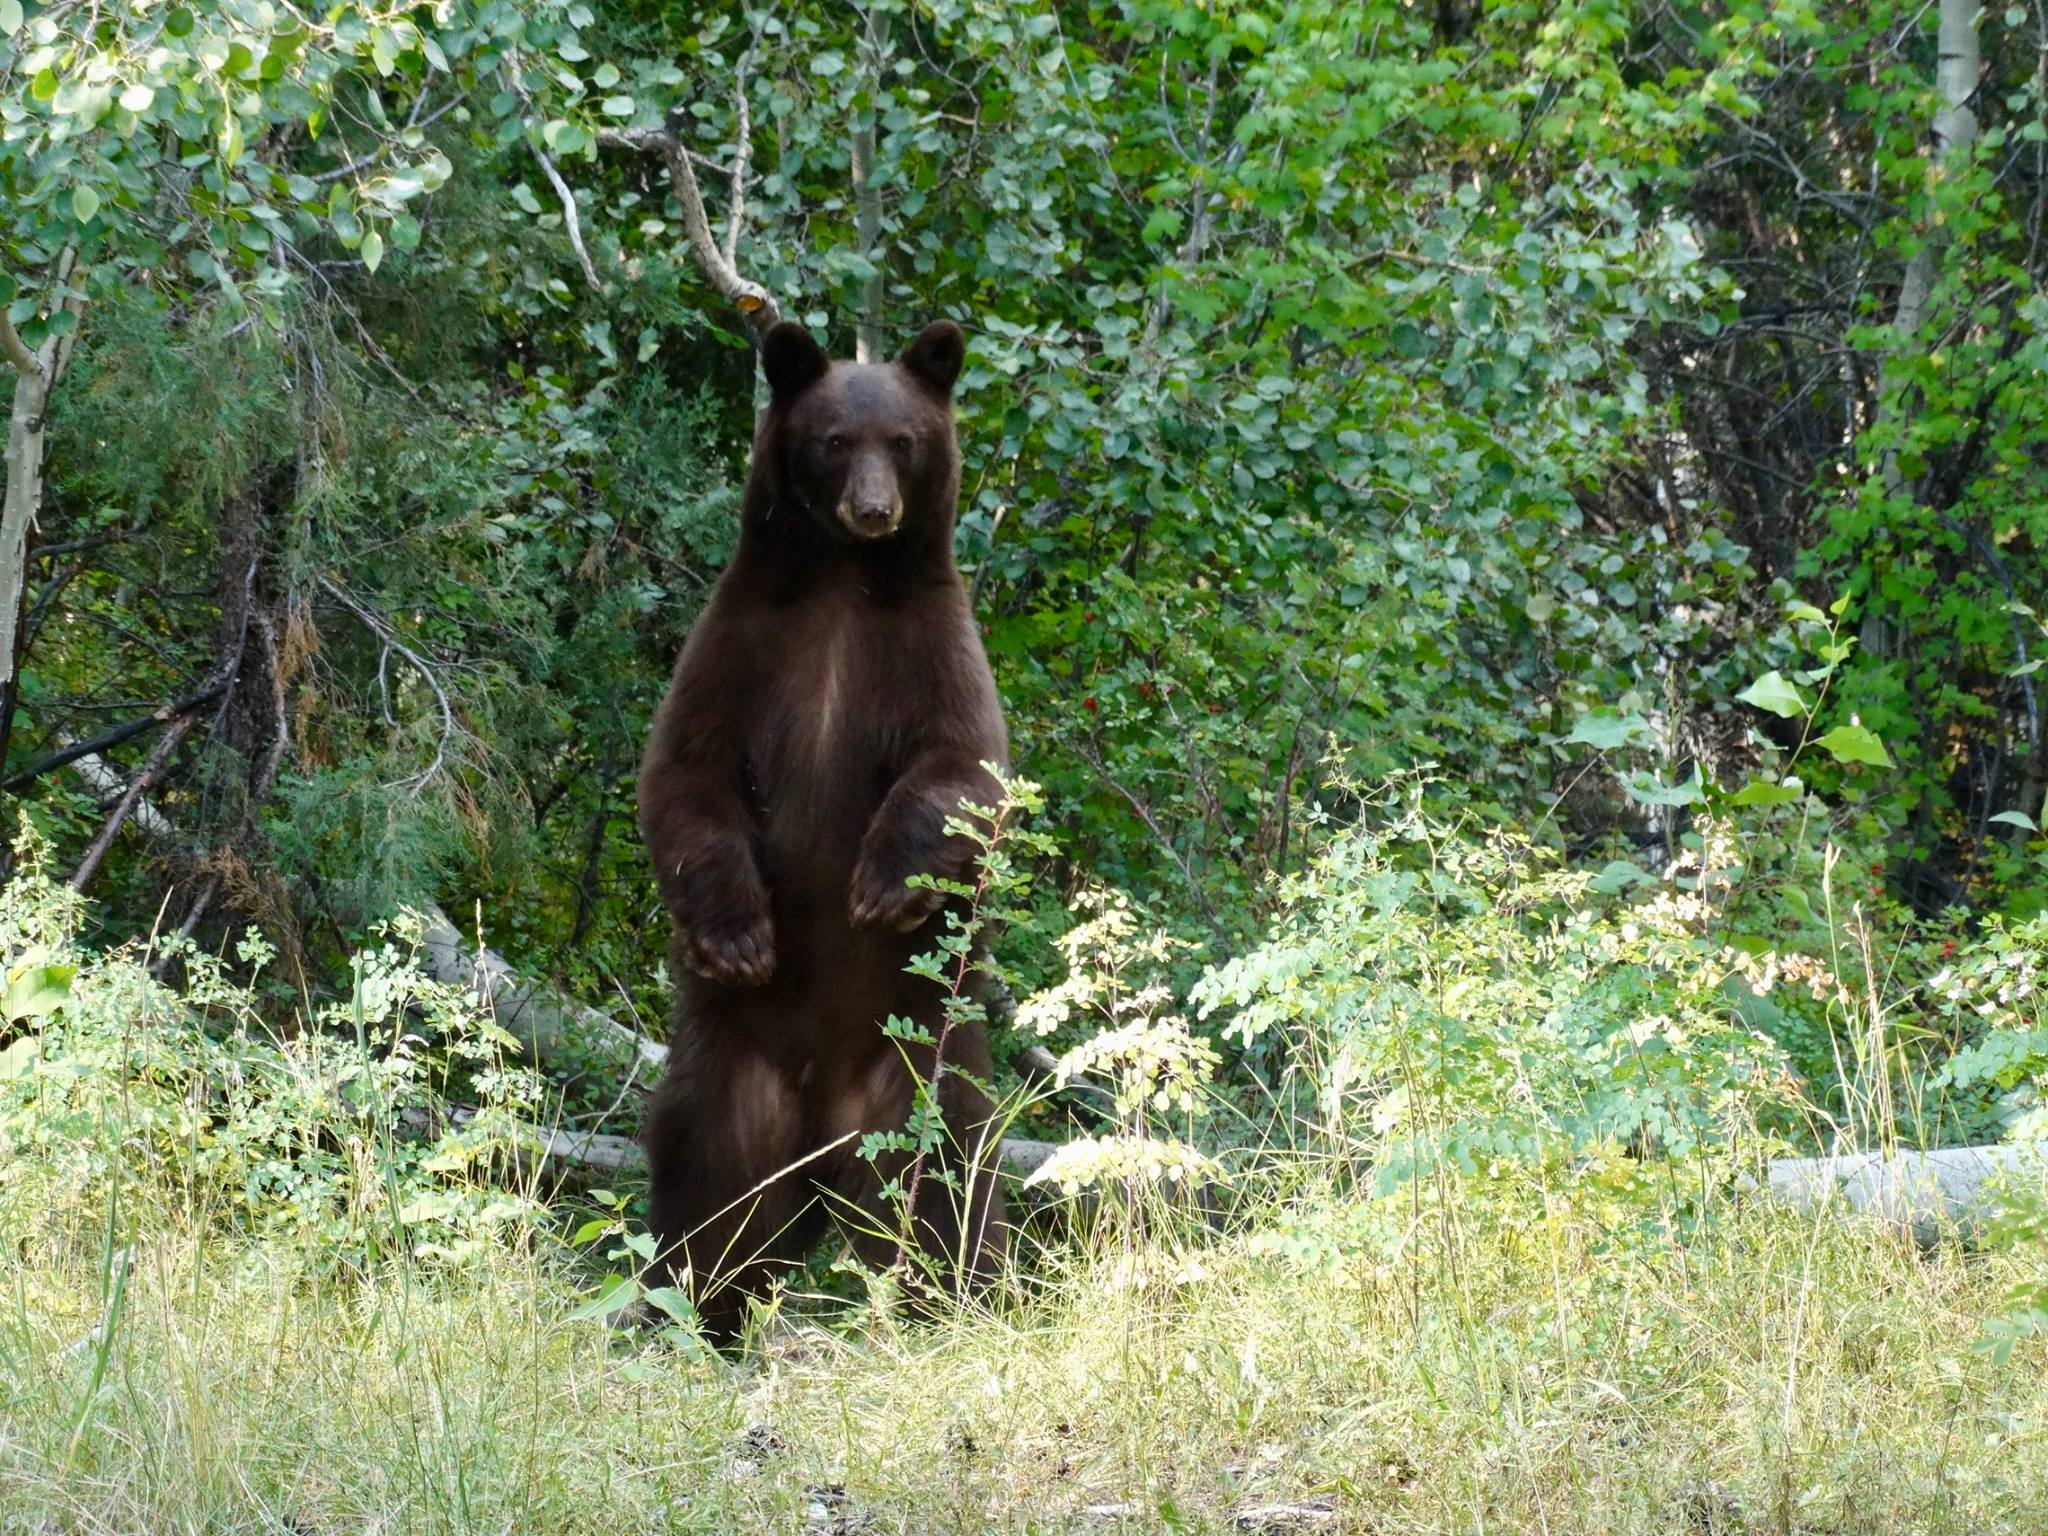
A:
[
  {"left": 70, "top": 714, "right": 197, "bottom": 891},
  {"left": 0, "top": 305, "right": 39, "bottom": 380},
  {"left": 535, "top": 141, "right": 603, "bottom": 293},
  {"left": 317, "top": 575, "right": 460, "bottom": 791},
  {"left": 851, "top": 6, "right": 892, "bottom": 361},
  {"left": 2, "top": 685, "right": 229, "bottom": 791},
  {"left": 597, "top": 121, "right": 780, "bottom": 339},
  {"left": 724, "top": 29, "right": 761, "bottom": 266}
]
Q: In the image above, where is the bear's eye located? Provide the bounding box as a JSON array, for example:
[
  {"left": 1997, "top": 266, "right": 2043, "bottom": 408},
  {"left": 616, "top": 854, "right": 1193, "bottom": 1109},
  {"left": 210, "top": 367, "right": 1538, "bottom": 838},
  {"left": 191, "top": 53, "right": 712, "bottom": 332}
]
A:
[
  {"left": 891, "top": 432, "right": 914, "bottom": 452},
  {"left": 825, "top": 433, "right": 848, "bottom": 454}
]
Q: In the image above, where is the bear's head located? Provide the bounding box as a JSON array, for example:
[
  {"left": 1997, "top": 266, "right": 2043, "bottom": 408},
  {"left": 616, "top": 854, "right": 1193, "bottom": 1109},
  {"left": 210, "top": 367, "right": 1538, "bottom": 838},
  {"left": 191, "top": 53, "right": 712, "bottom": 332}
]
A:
[{"left": 758, "top": 319, "right": 965, "bottom": 544}]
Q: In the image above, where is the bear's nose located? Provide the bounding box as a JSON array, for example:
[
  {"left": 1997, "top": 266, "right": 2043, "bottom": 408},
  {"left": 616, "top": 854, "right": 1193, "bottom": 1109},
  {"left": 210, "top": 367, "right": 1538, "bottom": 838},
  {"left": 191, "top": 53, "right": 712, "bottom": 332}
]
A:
[{"left": 847, "top": 500, "right": 900, "bottom": 537}]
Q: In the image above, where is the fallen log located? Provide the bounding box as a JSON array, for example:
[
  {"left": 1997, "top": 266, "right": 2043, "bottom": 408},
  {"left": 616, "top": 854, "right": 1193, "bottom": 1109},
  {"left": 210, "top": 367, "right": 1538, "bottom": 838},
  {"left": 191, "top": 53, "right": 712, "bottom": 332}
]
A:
[
  {"left": 413, "top": 902, "right": 667, "bottom": 1073},
  {"left": 403, "top": 1103, "right": 1056, "bottom": 1183},
  {"left": 1763, "top": 1143, "right": 2048, "bottom": 1242}
]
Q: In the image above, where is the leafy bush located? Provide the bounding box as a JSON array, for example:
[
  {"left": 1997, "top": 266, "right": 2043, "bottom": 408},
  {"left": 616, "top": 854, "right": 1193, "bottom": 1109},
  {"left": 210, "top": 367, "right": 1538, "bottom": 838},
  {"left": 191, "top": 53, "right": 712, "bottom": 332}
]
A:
[
  {"left": 0, "top": 828, "right": 550, "bottom": 1267},
  {"left": 1192, "top": 786, "right": 1800, "bottom": 1200}
]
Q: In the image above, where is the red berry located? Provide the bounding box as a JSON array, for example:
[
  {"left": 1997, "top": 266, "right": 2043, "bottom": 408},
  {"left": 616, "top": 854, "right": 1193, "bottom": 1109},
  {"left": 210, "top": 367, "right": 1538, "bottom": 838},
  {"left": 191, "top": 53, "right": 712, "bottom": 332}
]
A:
[{"left": 1084, "top": 695, "right": 1098, "bottom": 713}]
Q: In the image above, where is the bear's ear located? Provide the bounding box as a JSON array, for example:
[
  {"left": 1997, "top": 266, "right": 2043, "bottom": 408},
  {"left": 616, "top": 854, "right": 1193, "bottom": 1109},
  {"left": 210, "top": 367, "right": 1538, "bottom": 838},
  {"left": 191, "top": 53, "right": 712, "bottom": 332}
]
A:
[
  {"left": 760, "top": 322, "right": 830, "bottom": 399},
  {"left": 898, "top": 320, "right": 965, "bottom": 398}
]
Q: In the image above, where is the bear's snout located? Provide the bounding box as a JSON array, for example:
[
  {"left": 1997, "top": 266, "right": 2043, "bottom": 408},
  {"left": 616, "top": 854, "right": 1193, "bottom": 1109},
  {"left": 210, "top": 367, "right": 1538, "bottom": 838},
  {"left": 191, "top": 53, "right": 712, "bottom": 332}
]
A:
[
  {"left": 841, "top": 498, "right": 902, "bottom": 538},
  {"left": 838, "top": 459, "right": 904, "bottom": 538}
]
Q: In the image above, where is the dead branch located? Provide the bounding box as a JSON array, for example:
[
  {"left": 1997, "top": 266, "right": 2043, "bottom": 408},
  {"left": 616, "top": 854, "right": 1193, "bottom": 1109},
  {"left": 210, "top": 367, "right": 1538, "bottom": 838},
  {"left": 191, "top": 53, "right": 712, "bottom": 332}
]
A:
[
  {"left": 316, "top": 575, "right": 460, "bottom": 790},
  {"left": 69, "top": 714, "right": 196, "bottom": 891},
  {"left": 2, "top": 685, "right": 229, "bottom": 791}
]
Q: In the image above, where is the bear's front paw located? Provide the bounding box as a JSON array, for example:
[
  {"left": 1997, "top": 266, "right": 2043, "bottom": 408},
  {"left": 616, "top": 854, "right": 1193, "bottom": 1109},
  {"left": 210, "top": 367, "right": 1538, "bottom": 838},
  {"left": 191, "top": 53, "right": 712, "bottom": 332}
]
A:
[
  {"left": 847, "top": 862, "right": 944, "bottom": 934},
  {"left": 682, "top": 910, "right": 776, "bottom": 986}
]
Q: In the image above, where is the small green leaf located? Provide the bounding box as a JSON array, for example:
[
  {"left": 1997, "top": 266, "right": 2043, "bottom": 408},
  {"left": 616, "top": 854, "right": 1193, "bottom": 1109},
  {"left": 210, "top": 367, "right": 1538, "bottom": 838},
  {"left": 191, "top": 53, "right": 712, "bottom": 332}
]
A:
[
  {"left": 359, "top": 229, "right": 384, "bottom": 273},
  {"left": 1589, "top": 859, "right": 1654, "bottom": 894},
  {"left": 1990, "top": 810, "right": 2040, "bottom": 832},
  {"left": 71, "top": 185, "right": 100, "bottom": 223},
  {"left": 1566, "top": 709, "right": 1649, "bottom": 751},
  {"left": 1729, "top": 776, "right": 1803, "bottom": 806},
  {"left": 31, "top": 67, "right": 58, "bottom": 102},
  {"left": 1815, "top": 724, "right": 1893, "bottom": 768},
  {"left": 601, "top": 94, "right": 635, "bottom": 118},
  {"left": 1621, "top": 771, "right": 1702, "bottom": 808},
  {"left": 119, "top": 82, "right": 156, "bottom": 113},
  {"left": 1736, "top": 671, "right": 1808, "bottom": 719},
  {"left": 389, "top": 214, "right": 421, "bottom": 250},
  {"left": 0, "top": 1, "right": 24, "bottom": 37},
  {"left": 0, "top": 1037, "right": 38, "bottom": 1081}
]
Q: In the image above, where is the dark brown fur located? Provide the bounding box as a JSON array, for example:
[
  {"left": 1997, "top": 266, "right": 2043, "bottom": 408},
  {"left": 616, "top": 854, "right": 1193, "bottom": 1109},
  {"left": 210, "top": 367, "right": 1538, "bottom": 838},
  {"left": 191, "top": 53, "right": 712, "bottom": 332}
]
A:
[{"left": 636, "top": 320, "right": 1008, "bottom": 1338}]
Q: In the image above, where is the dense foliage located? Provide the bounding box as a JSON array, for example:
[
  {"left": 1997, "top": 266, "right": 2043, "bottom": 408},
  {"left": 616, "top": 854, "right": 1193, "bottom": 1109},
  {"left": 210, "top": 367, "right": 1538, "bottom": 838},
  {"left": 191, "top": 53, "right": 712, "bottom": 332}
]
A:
[{"left": 6, "top": 0, "right": 2048, "bottom": 1158}]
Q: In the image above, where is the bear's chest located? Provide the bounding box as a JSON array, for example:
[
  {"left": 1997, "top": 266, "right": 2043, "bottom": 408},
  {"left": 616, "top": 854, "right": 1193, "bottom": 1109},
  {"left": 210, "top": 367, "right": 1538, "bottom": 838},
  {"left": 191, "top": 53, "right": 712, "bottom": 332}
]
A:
[{"left": 744, "top": 594, "right": 919, "bottom": 800}]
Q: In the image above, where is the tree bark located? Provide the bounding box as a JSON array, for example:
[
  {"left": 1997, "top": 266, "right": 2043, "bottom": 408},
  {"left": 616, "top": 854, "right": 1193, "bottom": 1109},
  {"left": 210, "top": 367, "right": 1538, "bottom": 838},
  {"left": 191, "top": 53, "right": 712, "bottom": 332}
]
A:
[
  {"left": 0, "top": 249, "right": 83, "bottom": 770},
  {"left": 850, "top": 8, "right": 892, "bottom": 362}
]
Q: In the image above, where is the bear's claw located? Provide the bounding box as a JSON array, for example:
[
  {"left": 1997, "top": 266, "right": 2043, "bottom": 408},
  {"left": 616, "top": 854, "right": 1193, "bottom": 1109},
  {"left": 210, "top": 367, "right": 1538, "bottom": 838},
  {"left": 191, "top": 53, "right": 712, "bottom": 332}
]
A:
[
  {"left": 847, "top": 867, "right": 944, "bottom": 934},
  {"left": 684, "top": 914, "right": 776, "bottom": 986}
]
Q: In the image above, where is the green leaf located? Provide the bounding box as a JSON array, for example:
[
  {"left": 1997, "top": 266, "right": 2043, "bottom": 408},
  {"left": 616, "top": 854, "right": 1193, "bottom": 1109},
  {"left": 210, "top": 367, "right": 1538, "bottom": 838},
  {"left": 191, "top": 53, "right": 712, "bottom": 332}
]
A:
[
  {"left": 1736, "top": 671, "right": 1808, "bottom": 719},
  {"left": 119, "top": 83, "right": 156, "bottom": 113},
  {"left": 389, "top": 214, "right": 421, "bottom": 250},
  {"left": 71, "top": 185, "right": 100, "bottom": 224},
  {"left": 166, "top": 6, "right": 195, "bottom": 38},
  {"left": 1565, "top": 709, "right": 1649, "bottom": 751},
  {"left": 1621, "top": 771, "right": 1702, "bottom": 808},
  {"left": 565, "top": 1275, "right": 640, "bottom": 1322},
  {"left": 1990, "top": 810, "right": 2040, "bottom": 832},
  {"left": 359, "top": 229, "right": 384, "bottom": 274},
  {"left": 0, "top": 1037, "right": 38, "bottom": 1082},
  {"left": 1589, "top": 859, "right": 1654, "bottom": 894},
  {"left": 601, "top": 95, "right": 635, "bottom": 118},
  {"left": 1728, "top": 776, "right": 1803, "bottom": 806},
  {"left": 3, "top": 963, "right": 74, "bottom": 1022},
  {"left": 0, "top": 1, "right": 24, "bottom": 37},
  {"left": 1814, "top": 724, "right": 1892, "bottom": 768},
  {"left": 31, "top": 67, "right": 57, "bottom": 102}
]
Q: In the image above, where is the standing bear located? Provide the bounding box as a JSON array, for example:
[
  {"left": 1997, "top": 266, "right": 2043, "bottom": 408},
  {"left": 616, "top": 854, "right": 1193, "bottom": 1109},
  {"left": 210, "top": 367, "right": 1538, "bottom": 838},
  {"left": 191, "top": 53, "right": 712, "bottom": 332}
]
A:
[{"left": 636, "top": 318, "right": 1009, "bottom": 1339}]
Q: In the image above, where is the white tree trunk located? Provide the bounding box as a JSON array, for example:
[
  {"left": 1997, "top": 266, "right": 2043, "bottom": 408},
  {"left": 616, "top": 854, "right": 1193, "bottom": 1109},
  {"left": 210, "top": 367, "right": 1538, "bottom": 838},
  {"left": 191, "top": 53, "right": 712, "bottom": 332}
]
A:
[
  {"left": 0, "top": 340, "right": 52, "bottom": 701},
  {"left": 1, "top": 250, "right": 83, "bottom": 716},
  {"left": 1868, "top": 0, "right": 1983, "bottom": 653}
]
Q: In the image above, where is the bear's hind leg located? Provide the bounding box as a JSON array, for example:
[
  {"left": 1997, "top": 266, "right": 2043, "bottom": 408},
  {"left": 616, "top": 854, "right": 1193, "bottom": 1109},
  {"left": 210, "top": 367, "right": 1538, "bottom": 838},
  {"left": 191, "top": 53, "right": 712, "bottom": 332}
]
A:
[
  {"left": 822, "top": 1041, "right": 1009, "bottom": 1312},
  {"left": 641, "top": 1038, "right": 824, "bottom": 1341}
]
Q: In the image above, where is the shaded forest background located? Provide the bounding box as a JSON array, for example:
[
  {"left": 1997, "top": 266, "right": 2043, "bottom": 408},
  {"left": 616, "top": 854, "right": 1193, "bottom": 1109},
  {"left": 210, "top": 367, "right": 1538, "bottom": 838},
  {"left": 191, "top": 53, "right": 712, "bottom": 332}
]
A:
[{"left": 6, "top": 0, "right": 2048, "bottom": 1120}]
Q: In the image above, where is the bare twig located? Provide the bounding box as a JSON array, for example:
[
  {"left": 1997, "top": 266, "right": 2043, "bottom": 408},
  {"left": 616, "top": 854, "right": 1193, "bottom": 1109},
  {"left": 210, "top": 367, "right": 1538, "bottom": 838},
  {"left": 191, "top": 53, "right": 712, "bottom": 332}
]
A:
[
  {"left": 316, "top": 575, "right": 459, "bottom": 790},
  {"left": 504, "top": 61, "right": 602, "bottom": 293}
]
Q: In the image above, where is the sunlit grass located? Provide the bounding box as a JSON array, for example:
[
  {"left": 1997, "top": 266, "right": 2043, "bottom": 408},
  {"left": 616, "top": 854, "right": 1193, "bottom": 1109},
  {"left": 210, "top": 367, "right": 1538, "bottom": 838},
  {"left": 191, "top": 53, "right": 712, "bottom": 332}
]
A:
[{"left": 4, "top": 1176, "right": 2044, "bottom": 1535}]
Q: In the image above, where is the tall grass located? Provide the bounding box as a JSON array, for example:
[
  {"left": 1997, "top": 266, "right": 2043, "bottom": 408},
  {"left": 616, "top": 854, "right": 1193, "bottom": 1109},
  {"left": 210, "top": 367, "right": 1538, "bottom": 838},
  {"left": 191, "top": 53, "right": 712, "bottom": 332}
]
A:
[{"left": 4, "top": 809, "right": 2048, "bottom": 1533}]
